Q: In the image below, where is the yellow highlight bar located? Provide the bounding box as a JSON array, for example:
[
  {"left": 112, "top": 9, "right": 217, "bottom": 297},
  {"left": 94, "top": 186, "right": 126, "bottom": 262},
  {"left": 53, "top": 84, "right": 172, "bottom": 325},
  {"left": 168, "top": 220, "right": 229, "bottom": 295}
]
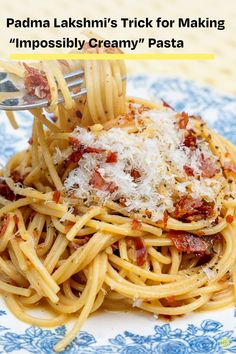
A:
[{"left": 10, "top": 53, "right": 215, "bottom": 60}]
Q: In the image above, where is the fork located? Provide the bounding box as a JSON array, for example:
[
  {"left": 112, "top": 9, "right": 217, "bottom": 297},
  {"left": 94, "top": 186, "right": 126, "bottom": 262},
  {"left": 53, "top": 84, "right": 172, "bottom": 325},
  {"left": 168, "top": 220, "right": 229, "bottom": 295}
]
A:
[{"left": 0, "top": 69, "right": 88, "bottom": 111}]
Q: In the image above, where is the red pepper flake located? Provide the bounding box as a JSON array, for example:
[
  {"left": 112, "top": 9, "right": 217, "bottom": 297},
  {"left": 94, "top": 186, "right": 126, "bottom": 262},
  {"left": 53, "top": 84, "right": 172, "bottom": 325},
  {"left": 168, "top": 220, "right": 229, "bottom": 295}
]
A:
[
  {"left": 163, "top": 210, "right": 169, "bottom": 228},
  {"left": 183, "top": 165, "right": 194, "bottom": 177},
  {"left": 13, "top": 215, "right": 19, "bottom": 226},
  {"left": 106, "top": 151, "right": 118, "bottom": 163},
  {"left": 183, "top": 129, "right": 197, "bottom": 150},
  {"left": 178, "top": 112, "right": 189, "bottom": 129},
  {"left": 131, "top": 219, "right": 142, "bottom": 230},
  {"left": 161, "top": 99, "right": 174, "bottom": 110},
  {"left": 145, "top": 210, "right": 152, "bottom": 218},
  {"left": 52, "top": 191, "right": 61, "bottom": 204},
  {"left": 23, "top": 63, "right": 50, "bottom": 99},
  {"left": 0, "top": 215, "right": 10, "bottom": 237},
  {"left": 28, "top": 137, "right": 33, "bottom": 145},
  {"left": 83, "top": 147, "right": 105, "bottom": 154},
  {"left": 134, "top": 237, "right": 147, "bottom": 266},
  {"left": 199, "top": 154, "right": 220, "bottom": 178},
  {"left": 174, "top": 197, "right": 214, "bottom": 222},
  {"left": 130, "top": 169, "right": 141, "bottom": 181},
  {"left": 226, "top": 215, "right": 234, "bottom": 224},
  {"left": 68, "top": 137, "right": 105, "bottom": 163},
  {"left": 119, "top": 197, "right": 127, "bottom": 206},
  {"left": 224, "top": 161, "right": 236, "bottom": 174}
]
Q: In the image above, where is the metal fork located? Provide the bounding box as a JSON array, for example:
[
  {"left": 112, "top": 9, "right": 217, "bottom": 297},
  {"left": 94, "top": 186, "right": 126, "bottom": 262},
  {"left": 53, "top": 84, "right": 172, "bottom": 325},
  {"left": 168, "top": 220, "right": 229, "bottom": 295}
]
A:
[{"left": 0, "top": 69, "right": 87, "bottom": 111}]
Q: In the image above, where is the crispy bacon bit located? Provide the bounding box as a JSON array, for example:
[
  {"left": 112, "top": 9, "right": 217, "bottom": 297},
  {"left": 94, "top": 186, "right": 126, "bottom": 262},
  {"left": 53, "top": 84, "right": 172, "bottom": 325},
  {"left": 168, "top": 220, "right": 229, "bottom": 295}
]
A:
[
  {"left": 83, "top": 147, "right": 105, "bottom": 154},
  {"left": 0, "top": 215, "right": 10, "bottom": 237},
  {"left": 183, "top": 165, "right": 194, "bottom": 177},
  {"left": 168, "top": 230, "right": 209, "bottom": 254},
  {"left": 161, "top": 99, "right": 174, "bottom": 110},
  {"left": 130, "top": 169, "right": 141, "bottom": 180},
  {"left": 24, "top": 64, "right": 50, "bottom": 99},
  {"left": 226, "top": 215, "right": 234, "bottom": 224},
  {"left": 163, "top": 210, "right": 169, "bottom": 228},
  {"left": 13, "top": 215, "right": 19, "bottom": 226},
  {"left": 183, "top": 130, "right": 197, "bottom": 150},
  {"left": 168, "top": 230, "right": 221, "bottom": 256},
  {"left": 166, "top": 296, "right": 176, "bottom": 304},
  {"left": 90, "top": 169, "right": 118, "bottom": 194},
  {"left": 131, "top": 219, "right": 142, "bottom": 230},
  {"left": 11, "top": 170, "right": 23, "bottom": 184},
  {"left": 106, "top": 151, "right": 118, "bottom": 163},
  {"left": 174, "top": 197, "right": 214, "bottom": 222},
  {"left": 0, "top": 181, "right": 17, "bottom": 201},
  {"left": 69, "top": 137, "right": 81, "bottom": 150},
  {"left": 224, "top": 161, "right": 236, "bottom": 174},
  {"left": 134, "top": 237, "right": 147, "bottom": 266},
  {"left": 52, "top": 191, "right": 61, "bottom": 204},
  {"left": 199, "top": 154, "right": 219, "bottom": 178},
  {"left": 178, "top": 112, "right": 189, "bottom": 129}
]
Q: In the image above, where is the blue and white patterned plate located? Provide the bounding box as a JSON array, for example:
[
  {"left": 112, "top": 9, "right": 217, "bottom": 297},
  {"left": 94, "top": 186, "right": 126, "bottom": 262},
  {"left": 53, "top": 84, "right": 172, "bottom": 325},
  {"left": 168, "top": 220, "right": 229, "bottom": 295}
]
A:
[{"left": 0, "top": 76, "right": 236, "bottom": 354}]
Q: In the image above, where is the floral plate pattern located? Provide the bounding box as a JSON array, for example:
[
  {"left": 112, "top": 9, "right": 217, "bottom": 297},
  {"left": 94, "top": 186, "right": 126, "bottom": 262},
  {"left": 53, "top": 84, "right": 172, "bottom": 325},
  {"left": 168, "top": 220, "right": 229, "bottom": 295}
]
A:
[{"left": 0, "top": 76, "right": 236, "bottom": 353}]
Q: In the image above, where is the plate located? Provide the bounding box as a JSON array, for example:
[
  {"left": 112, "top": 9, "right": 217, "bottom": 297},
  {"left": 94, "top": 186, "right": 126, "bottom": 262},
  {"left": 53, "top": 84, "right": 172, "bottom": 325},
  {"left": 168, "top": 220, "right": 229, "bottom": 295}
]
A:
[{"left": 0, "top": 76, "right": 236, "bottom": 354}]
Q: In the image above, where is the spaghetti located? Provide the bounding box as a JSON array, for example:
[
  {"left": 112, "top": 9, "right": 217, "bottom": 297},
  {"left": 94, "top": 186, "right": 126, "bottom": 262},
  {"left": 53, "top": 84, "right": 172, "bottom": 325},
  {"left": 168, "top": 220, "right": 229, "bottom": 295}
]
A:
[{"left": 0, "top": 48, "right": 236, "bottom": 352}]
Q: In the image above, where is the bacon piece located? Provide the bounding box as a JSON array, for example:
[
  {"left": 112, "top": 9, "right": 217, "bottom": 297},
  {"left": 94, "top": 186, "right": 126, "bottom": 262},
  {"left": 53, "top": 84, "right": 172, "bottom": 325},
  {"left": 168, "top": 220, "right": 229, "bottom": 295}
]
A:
[
  {"left": 161, "top": 99, "right": 174, "bottom": 110},
  {"left": 0, "top": 181, "right": 17, "bottom": 201},
  {"left": 224, "top": 161, "right": 236, "bottom": 174},
  {"left": 90, "top": 169, "right": 118, "bottom": 194},
  {"left": 169, "top": 230, "right": 221, "bottom": 256},
  {"left": 106, "top": 151, "right": 118, "bottom": 163},
  {"left": 183, "top": 165, "right": 194, "bottom": 177},
  {"left": 130, "top": 169, "right": 141, "bottom": 180},
  {"left": 83, "top": 147, "right": 105, "bottom": 154},
  {"left": 68, "top": 137, "right": 106, "bottom": 163},
  {"left": 226, "top": 215, "right": 234, "bottom": 224},
  {"left": 11, "top": 171, "right": 23, "bottom": 184},
  {"left": 174, "top": 197, "right": 214, "bottom": 222},
  {"left": 168, "top": 230, "right": 209, "bottom": 254},
  {"left": 0, "top": 215, "right": 10, "bottom": 237},
  {"left": 183, "top": 130, "right": 197, "bottom": 150},
  {"left": 52, "top": 191, "right": 61, "bottom": 204},
  {"left": 131, "top": 219, "right": 142, "bottom": 230},
  {"left": 178, "top": 112, "right": 189, "bottom": 129},
  {"left": 199, "top": 154, "right": 220, "bottom": 178},
  {"left": 24, "top": 64, "right": 50, "bottom": 99},
  {"left": 134, "top": 237, "right": 147, "bottom": 266}
]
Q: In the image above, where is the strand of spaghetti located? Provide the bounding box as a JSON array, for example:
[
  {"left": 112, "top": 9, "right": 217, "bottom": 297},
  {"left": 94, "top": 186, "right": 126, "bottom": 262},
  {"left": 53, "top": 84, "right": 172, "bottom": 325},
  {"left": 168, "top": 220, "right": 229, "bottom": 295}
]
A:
[
  {"left": 36, "top": 119, "right": 63, "bottom": 190},
  {"left": 0, "top": 256, "right": 26, "bottom": 284},
  {"left": 105, "top": 264, "right": 207, "bottom": 299},
  {"left": 28, "top": 268, "right": 59, "bottom": 303},
  {"left": 0, "top": 198, "right": 32, "bottom": 217},
  {"left": 168, "top": 247, "right": 181, "bottom": 275},
  {"left": 51, "top": 60, "right": 74, "bottom": 110},
  {"left": 19, "top": 241, "right": 60, "bottom": 293},
  {"left": 0, "top": 280, "right": 30, "bottom": 296},
  {"left": 54, "top": 253, "right": 102, "bottom": 352},
  {"left": 43, "top": 233, "right": 69, "bottom": 274},
  {"left": 66, "top": 206, "right": 105, "bottom": 240},
  {"left": 0, "top": 215, "right": 15, "bottom": 252},
  {"left": 9, "top": 238, "right": 28, "bottom": 272},
  {"left": 139, "top": 295, "right": 211, "bottom": 315},
  {"left": 175, "top": 282, "right": 229, "bottom": 300},
  {"left": 6, "top": 111, "right": 18, "bottom": 129},
  {"left": 52, "top": 232, "right": 120, "bottom": 284},
  {"left": 42, "top": 61, "right": 58, "bottom": 114},
  {"left": 147, "top": 247, "right": 172, "bottom": 265},
  {"left": 201, "top": 293, "right": 235, "bottom": 310},
  {"left": 109, "top": 254, "right": 177, "bottom": 282},
  {"left": 144, "top": 237, "right": 173, "bottom": 246},
  {"left": 4, "top": 294, "right": 67, "bottom": 327},
  {"left": 5, "top": 178, "right": 52, "bottom": 201},
  {"left": 32, "top": 109, "right": 60, "bottom": 132}
]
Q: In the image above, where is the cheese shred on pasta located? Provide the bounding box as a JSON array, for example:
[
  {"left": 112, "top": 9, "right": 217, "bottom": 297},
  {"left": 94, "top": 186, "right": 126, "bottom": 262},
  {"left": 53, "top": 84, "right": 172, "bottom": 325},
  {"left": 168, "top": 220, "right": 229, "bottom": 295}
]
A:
[{"left": 0, "top": 46, "right": 236, "bottom": 352}]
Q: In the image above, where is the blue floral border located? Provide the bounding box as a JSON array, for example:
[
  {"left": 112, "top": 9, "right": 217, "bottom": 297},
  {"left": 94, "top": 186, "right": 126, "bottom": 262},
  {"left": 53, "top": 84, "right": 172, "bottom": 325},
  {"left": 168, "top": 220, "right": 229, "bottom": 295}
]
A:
[{"left": 0, "top": 309, "right": 236, "bottom": 354}]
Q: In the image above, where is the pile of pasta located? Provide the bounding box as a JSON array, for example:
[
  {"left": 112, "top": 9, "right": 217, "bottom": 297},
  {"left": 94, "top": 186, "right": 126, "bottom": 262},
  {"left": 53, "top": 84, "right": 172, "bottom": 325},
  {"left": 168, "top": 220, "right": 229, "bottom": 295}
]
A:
[{"left": 1, "top": 50, "right": 236, "bottom": 352}]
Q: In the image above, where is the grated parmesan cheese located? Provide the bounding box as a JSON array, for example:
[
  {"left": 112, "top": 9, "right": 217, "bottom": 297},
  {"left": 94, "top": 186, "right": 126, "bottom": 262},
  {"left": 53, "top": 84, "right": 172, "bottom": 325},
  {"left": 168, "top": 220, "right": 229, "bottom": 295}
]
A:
[{"left": 63, "top": 107, "right": 225, "bottom": 219}]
